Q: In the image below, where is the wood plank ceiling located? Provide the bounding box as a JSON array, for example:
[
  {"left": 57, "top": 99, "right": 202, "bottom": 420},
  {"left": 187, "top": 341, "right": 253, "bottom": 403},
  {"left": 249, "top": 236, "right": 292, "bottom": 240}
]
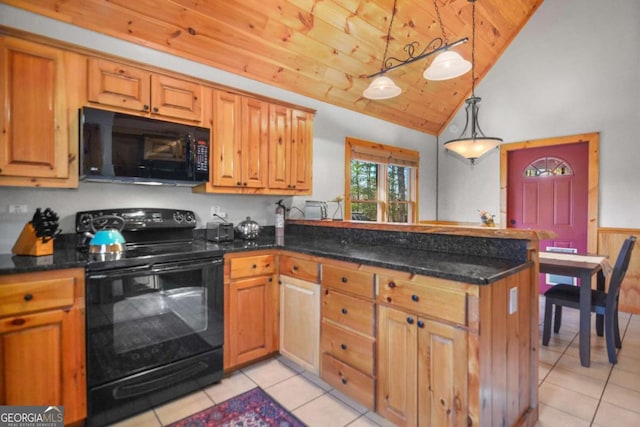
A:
[{"left": 4, "top": 0, "right": 543, "bottom": 135}]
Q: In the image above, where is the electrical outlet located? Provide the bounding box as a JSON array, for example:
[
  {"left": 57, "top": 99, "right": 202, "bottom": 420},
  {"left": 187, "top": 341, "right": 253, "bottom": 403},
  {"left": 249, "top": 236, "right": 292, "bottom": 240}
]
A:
[
  {"left": 9, "top": 204, "right": 28, "bottom": 214},
  {"left": 210, "top": 206, "right": 227, "bottom": 218}
]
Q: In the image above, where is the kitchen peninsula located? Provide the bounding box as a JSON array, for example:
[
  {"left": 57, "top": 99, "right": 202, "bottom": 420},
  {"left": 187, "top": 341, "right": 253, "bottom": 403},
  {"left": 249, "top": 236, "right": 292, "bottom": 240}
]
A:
[{"left": 1, "top": 220, "right": 547, "bottom": 427}]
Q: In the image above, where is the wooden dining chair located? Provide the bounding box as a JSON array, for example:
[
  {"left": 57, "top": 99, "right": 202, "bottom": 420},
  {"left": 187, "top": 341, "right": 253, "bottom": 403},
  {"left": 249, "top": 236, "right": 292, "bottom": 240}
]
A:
[{"left": 542, "top": 236, "right": 636, "bottom": 364}]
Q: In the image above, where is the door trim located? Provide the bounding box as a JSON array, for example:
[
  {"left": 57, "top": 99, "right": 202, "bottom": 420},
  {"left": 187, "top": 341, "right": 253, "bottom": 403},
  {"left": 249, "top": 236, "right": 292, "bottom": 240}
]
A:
[{"left": 500, "top": 132, "right": 599, "bottom": 254}]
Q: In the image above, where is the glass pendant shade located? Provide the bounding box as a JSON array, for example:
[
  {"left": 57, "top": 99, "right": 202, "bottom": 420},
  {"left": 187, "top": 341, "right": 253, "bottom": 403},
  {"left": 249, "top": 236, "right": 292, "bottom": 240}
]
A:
[
  {"left": 444, "top": 96, "right": 502, "bottom": 164},
  {"left": 363, "top": 76, "right": 402, "bottom": 100},
  {"left": 423, "top": 50, "right": 471, "bottom": 80}
]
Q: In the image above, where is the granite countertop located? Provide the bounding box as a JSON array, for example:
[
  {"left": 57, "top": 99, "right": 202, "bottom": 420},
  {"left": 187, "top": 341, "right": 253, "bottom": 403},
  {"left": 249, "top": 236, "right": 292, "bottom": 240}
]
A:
[
  {"left": 281, "top": 236, "right": 532, "bottom": 285},
  {"left": 0, "top": 233, "right": 531, "bottom": 285}
]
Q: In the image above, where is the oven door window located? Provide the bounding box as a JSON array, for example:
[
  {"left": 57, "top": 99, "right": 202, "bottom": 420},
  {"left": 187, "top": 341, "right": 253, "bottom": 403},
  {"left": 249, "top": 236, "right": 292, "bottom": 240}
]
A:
[{"left": 86, "top": 259, "right": 223, "bottom": 387}]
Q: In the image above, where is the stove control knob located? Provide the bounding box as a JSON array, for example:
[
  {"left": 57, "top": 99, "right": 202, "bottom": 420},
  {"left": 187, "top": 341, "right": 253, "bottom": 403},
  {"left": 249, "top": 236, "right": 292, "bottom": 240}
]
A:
[
  {"left": 185, "top": 212, "right": 195, "bottom": 223},
  {"left": 173, "top": 212, "right": 184, "bottom": 223},
  {"left": 79, "top": 213, "right": 93, "bottom": 229}
]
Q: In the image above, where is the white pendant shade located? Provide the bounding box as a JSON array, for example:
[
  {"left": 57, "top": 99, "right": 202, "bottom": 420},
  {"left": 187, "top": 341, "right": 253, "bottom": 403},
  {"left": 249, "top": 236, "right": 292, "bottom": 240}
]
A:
[
  {"left": 363, "top": 76, "right": 402, "bottom": 100},
  {"left": 444, "top": 137, "right": 501, "bottom": 163},
  {"left": 423, "top": 50, "right": 471, "bottom": 81}
]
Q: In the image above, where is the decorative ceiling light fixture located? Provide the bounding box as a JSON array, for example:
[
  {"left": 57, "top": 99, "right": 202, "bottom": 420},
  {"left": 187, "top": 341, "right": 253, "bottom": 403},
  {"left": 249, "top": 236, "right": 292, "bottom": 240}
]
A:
[
  {"left": 363, "top": 0, "right": 470, "bottom": 100},
  {"left": 444, "top": 0, "right": 502, "bottom": 164}
]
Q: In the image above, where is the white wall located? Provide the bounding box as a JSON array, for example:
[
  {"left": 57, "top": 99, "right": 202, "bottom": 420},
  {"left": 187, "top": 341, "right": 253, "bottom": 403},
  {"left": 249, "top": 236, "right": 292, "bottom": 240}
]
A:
[
  {"left": 0, "top": 4, "right": 437, "bottom": 253},
  {"left": 438, "top": 0, "right": 640, "bottom": 227}
]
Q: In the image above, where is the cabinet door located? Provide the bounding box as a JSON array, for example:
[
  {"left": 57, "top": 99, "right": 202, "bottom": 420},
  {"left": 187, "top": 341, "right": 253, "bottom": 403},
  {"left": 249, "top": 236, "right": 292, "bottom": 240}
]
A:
[
  {"left": 377, "top": 305, "right": 418, "bottom": 427},
  {"left": 228, "top": 275, "right": 276, "bottom": 367},
  {"left": 1, "top": 310, "right": 65, "bottom": 405},
  {"left": 87, "top": 57, "right": 150, "bottom": 112},
  {"left": 418, "top": 319, "right": 468, "bottom": 427},
  {"left": 0, "top": 37, "right": 69, "bottom": 178},
  {"left": 241, "top": 97, "right": 269, "bottom": 188},
  {"left": 151, "top": 74, "right": 202, "bottom": 121},
  {"left": 290, "top": 109, "right": 313, "bottom": 191},
  {"left": 212, "top": 90, "right": 243, "bottom": 187},
  {"left": 279, "top": 275, "right": 320, "bottom": 373},
  {"left": 268, "top": 104, "right": 291, "bottom": 190}
]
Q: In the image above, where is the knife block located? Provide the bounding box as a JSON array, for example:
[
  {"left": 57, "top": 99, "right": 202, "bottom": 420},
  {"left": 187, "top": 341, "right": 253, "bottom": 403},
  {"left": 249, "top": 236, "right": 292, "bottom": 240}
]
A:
[{"left": 12, "top": 222, "right": 54, "bottom": 256}]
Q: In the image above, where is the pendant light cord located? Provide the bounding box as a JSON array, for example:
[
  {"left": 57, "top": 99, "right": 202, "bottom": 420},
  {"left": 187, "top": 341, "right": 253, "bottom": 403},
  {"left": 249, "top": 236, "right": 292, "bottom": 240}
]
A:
[
  {"left": 381, "top": 0, "right": 398, "bottom": 72},
  {"left": 471, "top": 0, "right": 476, "bottom": 95},
  {"left": 433, "top": 0, "right": 449, "bottom": 45}
]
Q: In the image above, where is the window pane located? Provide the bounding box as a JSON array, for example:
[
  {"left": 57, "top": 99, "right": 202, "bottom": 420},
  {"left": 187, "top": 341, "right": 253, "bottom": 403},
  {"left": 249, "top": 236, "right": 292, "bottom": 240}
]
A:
[
  {"left": 387, "top": 202, "right": 410, "bottom": 223},
  {"left": 351, "top": 160, "right": 379, "bottom": 201},
  {"left": 387, "top": 165, "right": 410, "bottom": 201},
  {"left": 351, "top": 202, "right": 377, "bottom": 221}
]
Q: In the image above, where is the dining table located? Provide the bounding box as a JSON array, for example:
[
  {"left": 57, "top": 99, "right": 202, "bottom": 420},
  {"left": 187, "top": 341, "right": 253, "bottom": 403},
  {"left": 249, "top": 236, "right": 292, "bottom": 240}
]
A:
[{"left": 538, "top": 251, "right": 611, "bottom": 367}]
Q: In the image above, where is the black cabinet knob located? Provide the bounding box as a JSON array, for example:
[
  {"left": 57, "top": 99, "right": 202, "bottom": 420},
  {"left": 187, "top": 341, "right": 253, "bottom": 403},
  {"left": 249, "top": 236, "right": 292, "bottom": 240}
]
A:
[
  {"left": 406, "top": 317, "right": 414, "bottom": 324},
  {"left": 510, "top": 219, "right": 516, "bottom": 225},
  {"left": 341, "top": 277, "right": 347, "bottom": 283},
  {"left": 388, "top": 281, "right": 396, "bottom": 288},
  {"left": 411, "top": 294, "right": 419, "bottom": 302},
  {"left": 143, "top": 104, "right": 149, "bottom": 110},
  {"left": 24, "top": 293, "right": 33, "bottom": 301},
  {"left": 417, "top": 320, "right": 425, "bottom": 328},
  {"left": 292, "top": 265, "right": 299, "bottom": 271},
  {"left": 252, "top": 264, "right": 257, "bottom": 269},
  {"left": 341, "top": 378, "right": 347, "bottom": 385},
  {"left": 340, "top": 343, "right": 347, "bottom": 350},
  {"left": 153, "top": 107, "right": 159, "bottom": 113},
  {"left": 341, "top": 308, "right": 348, "bottom": 315}
]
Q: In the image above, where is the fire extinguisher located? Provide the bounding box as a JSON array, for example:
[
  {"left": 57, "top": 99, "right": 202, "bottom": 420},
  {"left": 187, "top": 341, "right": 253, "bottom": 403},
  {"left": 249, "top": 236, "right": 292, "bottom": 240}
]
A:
[{"left": 275, "top": 200, "right": 286, "bottom": 245}]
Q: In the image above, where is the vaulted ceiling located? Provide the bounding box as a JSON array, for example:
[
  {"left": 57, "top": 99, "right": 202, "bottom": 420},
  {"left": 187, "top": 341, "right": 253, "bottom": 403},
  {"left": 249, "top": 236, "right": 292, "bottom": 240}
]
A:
[{"left": 4, "top": 0, "right": 543, "bottom": 135}]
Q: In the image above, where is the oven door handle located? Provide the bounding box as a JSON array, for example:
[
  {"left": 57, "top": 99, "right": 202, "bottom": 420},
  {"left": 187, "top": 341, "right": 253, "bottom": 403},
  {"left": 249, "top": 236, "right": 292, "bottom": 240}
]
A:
[
  {"left": 87, "top": 264, "right": 153, "bottom": 279},
  {"left": 150, "top": 258, "right": 222, "bottom": 274}
]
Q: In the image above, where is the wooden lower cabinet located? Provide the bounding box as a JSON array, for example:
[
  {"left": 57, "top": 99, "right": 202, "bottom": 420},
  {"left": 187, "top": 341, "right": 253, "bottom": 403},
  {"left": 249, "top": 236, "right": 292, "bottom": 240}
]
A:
[
  {"left": 0, "top": 269, "right": 86, "bottom": 426},
  {"left": 320, "top": 260, "right": 376, "bottom": 410},
  {"left": 377, "top": 305, "right": 468, "bottom": 427},
  {"left": 279, "top": 275, "right": 320, "bottom": 373},
  {"left": 225, "top": 252, "right": 278, "bottom": 370}
]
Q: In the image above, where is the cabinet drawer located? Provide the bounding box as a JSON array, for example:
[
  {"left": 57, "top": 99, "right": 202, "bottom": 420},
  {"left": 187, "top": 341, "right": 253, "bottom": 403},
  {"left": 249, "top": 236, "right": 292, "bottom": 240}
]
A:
[
  {"left": 0, "top": 278, "right": 75, "bottom": 317},
  {"left": 322, "top": 288, "right": 374, "bottom": 336},
  {"left": 280, "top": 255, "right": 319, "bottom": 283},
  {"left": 377, "top": 275, "right": 467, "bottom": 325},
  {"left": 322, "top": 264, "right": 374, "bottom": 298},
  {"left": 321, "top": 353, "right": 374, "bottom": 410},
  {"left": 321, "top": 320, "right": 374, "bottom": 375},
  {"left": 230, "top": 254, "right": 275, "bottom": 279}
]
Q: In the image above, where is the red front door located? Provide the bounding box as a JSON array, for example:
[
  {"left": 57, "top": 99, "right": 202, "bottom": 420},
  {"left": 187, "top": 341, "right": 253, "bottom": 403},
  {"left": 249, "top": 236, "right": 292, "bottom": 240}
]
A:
[{"left": 507, "top": 142, "right": 589, "bottom": 293}]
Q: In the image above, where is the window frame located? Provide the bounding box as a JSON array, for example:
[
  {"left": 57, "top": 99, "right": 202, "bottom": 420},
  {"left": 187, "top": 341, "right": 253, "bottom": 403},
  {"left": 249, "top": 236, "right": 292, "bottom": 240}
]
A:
[{"left": 344, "top": 137, "right": 419, "bottom": 223}]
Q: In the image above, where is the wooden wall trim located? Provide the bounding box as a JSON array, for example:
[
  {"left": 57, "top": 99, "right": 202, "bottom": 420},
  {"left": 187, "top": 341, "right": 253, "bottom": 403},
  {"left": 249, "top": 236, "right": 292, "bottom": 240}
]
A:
[{"left": 598, "top": 227, "right": 640, "bottom": 314}]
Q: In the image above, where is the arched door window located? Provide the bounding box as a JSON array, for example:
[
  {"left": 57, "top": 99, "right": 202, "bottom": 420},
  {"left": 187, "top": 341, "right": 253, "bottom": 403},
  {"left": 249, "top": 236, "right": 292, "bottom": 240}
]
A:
[{"left": 523, "top": 156, "right": 573, "bottom": 177}]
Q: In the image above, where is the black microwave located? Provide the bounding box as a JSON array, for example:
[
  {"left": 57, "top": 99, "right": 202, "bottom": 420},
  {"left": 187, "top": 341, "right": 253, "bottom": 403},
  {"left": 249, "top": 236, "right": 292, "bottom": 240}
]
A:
[{"left": 80, "top": 107, "right": 210, "bottom": 186}]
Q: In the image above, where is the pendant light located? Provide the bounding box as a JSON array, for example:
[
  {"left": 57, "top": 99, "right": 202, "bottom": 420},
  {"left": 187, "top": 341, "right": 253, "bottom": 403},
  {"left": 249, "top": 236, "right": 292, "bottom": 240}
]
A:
[
  {"left": 423, "top": 0, "right": 471, "bottom": 80},
  {"left": 363, "top": 0, "right": 470, "bottom": 100},
  {"left": 444, "top": 0, "right": 502, "bottom": 164}
]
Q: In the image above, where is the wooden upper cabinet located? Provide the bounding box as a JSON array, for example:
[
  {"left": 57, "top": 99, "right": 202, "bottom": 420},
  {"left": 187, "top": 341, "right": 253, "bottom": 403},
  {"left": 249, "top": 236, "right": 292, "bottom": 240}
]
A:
[
  {"left": 88, "top": 58, "right": 202, "bottom": 122},
  {"left": 268, "top": 105, "right": 313, "bottom": 193},
  {"left": 290, "top": 109, "right": 313, "bottom": 191},
  {"left": 0, "top": 37, "right": 69, "bottom": 180},
  {"left": 241, "top": 97, "right": 269, "bottom": 188},
  {"left": 267, "top": 104, "right": 291, "bottom": 190},
  {"left": 211, "top": 91, "right": 268, "bottom": 189}
]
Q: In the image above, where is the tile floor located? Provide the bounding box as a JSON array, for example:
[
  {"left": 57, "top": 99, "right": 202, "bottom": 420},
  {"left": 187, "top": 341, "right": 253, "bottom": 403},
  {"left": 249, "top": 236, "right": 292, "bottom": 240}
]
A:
[{"left": 113, "top": 297, "right": 640, "bottom": 427}]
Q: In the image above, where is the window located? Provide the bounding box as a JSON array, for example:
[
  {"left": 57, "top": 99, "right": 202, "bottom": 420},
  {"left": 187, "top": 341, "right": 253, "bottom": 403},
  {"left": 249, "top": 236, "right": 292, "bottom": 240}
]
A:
[
  {"left": 345, "top": 137, "right": 419, "bottom": 223},
  {"left": 523, "top": 156, "right": 573, "bottom": 177}
]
